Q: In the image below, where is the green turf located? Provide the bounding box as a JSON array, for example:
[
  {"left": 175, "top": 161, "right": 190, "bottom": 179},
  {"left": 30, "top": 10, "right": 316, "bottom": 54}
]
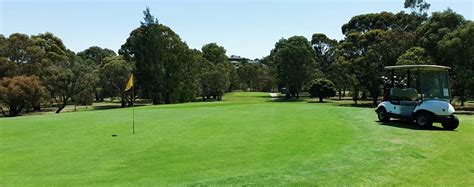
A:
[{"left": 1, "top": 92, "right": 473, "bottom": 185}]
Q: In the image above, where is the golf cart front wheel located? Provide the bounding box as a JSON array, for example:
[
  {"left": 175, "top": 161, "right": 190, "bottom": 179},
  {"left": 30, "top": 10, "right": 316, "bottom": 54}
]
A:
[
  {"left": 377, "top": 108, "right": 390, "bottom": 122},
  {"left": 416, "top": 112, "right": 433, "bottom": 128},
  {"left": 441, "top": 115, "right": 459, "bottom": 130}
]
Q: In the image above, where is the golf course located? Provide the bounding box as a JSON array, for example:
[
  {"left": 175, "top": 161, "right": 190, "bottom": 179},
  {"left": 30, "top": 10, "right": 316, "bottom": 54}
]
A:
[{"left": 1, "top": 92, "right": 473, "bottom": 186}]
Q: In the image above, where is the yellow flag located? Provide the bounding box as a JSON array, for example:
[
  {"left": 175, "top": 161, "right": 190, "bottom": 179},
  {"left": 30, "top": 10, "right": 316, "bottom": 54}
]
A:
[{"left": 125, "top": 74, "right": 134, "bottom": 91}]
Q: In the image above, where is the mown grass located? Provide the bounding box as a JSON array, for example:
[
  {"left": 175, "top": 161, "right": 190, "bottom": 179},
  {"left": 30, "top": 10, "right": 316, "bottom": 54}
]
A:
[{"left": 1, "top": 92, "right": 473, "bottom": 185}]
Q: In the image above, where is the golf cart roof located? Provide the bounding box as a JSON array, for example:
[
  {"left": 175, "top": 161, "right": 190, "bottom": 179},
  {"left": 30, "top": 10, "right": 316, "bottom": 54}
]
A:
[{"left": 384, "top": 65, "right": 450, "bottom": 71}]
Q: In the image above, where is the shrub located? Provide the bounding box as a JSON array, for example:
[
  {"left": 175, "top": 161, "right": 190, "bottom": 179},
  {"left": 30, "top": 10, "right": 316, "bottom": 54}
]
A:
[
  {"left": 0, "top": 76, "right": 44, "bottom": 117},
  {"left": 309, "top": 78, "right": 337, "bottom": 102}
]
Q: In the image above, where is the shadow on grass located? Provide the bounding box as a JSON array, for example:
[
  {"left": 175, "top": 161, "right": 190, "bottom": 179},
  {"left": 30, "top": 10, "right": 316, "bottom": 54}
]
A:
[
  {"left": 377, "top": 120, "right": 448, "bottom": 131},
  {"left": 269, "top": 97, "right": 306, "bottom": 102},
  {"left": 338, "top": 103, "right": 375, "bottom": 108},
  {"left": 454, "top": 111, "right": 474, "bottom": 115},
  {"left": 93, "top": 104, "right": 148, "bottom": 110},
  {"left": 307, "top": 100, "right": 329, "bottom": 103}
]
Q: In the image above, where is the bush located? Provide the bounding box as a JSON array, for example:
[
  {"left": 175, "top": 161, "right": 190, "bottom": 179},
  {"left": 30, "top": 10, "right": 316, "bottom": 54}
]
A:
[
  {"left": 309, "top": 78, "right": 337, "bottom": 102},
  {"left": 0, "top": 76, "right": 44, "bottom": 116}
]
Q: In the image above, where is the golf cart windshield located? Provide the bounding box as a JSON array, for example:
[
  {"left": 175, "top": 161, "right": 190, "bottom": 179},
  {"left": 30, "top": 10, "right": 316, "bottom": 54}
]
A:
[
  {"left": 418, "top": 70, "right": 450, "bottom": 101},
  {"left": 385, "top": 65, "right": 451, "bottom": 102}
]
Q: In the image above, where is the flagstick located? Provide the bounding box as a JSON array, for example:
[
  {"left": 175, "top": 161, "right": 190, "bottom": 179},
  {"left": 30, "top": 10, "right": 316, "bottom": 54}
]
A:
[{"left": 132, "top": 84, "right": 135, "bottom": 134}]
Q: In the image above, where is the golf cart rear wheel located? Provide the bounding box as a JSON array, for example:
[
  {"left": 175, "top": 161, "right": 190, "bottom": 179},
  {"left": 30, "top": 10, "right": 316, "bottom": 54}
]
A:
[
  {"left": 441, "top": 115, "right": 459, "bottom": 130},
  {"left": 377, "top": 108, "right": 390, "bottom": 122},
  {"left": 415, "top": 112, "right": 433, "bottom": 128}
]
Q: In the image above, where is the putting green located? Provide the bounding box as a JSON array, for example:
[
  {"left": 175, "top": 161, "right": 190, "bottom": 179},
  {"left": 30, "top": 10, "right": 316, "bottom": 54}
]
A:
[{"left": 1, "top": 92, "right": 473, "bottom": 185}]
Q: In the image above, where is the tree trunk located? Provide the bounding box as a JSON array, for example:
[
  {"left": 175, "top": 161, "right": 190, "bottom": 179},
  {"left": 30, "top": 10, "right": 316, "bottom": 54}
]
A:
[
  {"left": 353, "top": 87, "right": 359, "bottom": 104},
  {"left": 95, "top": 91, "right": 100, "bottom": 102},
  {"left": 152, "top": 94, "right": 160, "bottom": 105},
  {"left": 56, "top": 103, "right": 67, "bottom": 113},
  {"left": 33, "top": 103, "right": 41, "bottom": 111},
  {"left": 319, "top": 96, "right": 323, "bottom": 102},
  {"left": 7, "top": 104, "right": 24, "bottom": 117},
  {"left": 371, "top": 90, "right": 379, "bottom": 106},
  {"left": 338, "top": 90, "right": 342, "bottom": 100},
  {"left": 164, "top": 92, "right": 171, "bottom": 104},
  {"left": 372, "top": 96, "right": 378, "bottom": 106},
  {"left": 361, "top": 91, "right": 367, "bottom": 100}
]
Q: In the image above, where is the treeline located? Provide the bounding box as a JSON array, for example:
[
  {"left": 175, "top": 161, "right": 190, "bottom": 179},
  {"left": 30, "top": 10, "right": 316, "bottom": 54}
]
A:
[
  {"left": 0, "top": 9, "right": 274, "bottom": 117},
  {"left": 1, "top": 0, "right": 473, "bottom": 117},
  {"left": 264, "top": 0, "right": 473, "bottom": 105}
]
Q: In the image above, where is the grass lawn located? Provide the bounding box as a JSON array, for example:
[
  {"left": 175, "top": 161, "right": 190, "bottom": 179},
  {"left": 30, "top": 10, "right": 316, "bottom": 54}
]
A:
[{"left": 1, "top": 92, "right": 473, "bottom": 185}]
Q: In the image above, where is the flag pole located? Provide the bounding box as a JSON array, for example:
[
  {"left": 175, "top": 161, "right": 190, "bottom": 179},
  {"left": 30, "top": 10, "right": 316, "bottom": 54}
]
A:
[{"left": 132, "top": 80, "right": 135, "bottom": 134}]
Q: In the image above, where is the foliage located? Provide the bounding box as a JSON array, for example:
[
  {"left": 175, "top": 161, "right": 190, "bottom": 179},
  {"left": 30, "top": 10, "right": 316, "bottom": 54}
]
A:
[
  {"left": 309, "top": 78, "right": 337, "bottom": 102},
  {"left": 99, "top": 56, "right": 134, "bottom": 107},
  {"left": 197, "top": 44, "right": 232, "bottom": 101},
  {"left": 41, "top": 54, "right": 97, "bottom": 113},
  {"left": 416, "top": 9, "right": 465, "bottom": 66},
  {"left": 272, "top": 36, "right": 317, "bottom": 98},
  {"left": 202, "top": 43, "right": 228, "bottom": 64},
  {"left": 438, "top": 22, "right": 474, "bottom": 105},
  {"left": 404, "top": 0, "right": 430, "bottom": 15},
  {"left": 0, "top": 76, "right": 44, "bottom": 116},
  {"left": 78, "top": 46, "right": 117, "bottom": 101},
  {"left": 340, "top": 29, "right": 414, "bottom": 105},
  {"left": 396, "top": 47, "right": 432, "bottom": 65},
  {"left": 77, "top": 46, "right": 116, "bottom": 65},
  {"left": 0, "top": 57, "right": 17, "bottom": 78},
  {"left": 235, "top": 63, "right": 274, "bottom": 92},
  {"left": 327, "top": 56, "right": 355, "bottom": 99},
  {"left": 341, "top": 11, "right": 424, "bottom": 35},
  {"left": 311, "top": 33, "right": 337, "bottom": 74},
  {"left": 120, "top": 8, "right": 199, "bottom": 104}
]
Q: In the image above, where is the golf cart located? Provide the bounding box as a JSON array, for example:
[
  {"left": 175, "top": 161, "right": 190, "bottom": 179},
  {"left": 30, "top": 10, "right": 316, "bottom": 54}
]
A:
[{"left": 375, "top": 65, "right": 459, "bottom": 130}]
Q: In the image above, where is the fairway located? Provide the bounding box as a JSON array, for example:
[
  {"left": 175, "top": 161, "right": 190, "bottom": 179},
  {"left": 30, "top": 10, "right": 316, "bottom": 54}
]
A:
[{"left": 1, "top": 92, "right": 473, "bottom": 185}]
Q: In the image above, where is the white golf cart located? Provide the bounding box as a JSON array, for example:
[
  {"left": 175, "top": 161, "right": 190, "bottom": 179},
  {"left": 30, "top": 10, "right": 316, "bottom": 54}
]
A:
[{"left": 375, "top": 65, "right": 459, "bottom": 130}]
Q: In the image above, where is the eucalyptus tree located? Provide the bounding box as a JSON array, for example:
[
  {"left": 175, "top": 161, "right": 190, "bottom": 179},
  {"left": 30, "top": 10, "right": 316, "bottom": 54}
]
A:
[{"left": 272, "top": 36, "right": 317, "bottom": 98}]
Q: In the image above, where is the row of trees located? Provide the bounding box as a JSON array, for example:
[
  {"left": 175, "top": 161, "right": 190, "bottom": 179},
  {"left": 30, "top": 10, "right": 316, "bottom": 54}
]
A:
[
  {"left": 0, "top": 8, "right": 274, "bottom": 117},
  {"left": 0, "top": 32, "right": 135, "bottom": 116},
  {"left": 263, "top": 0, "right": 473, "bottom": 105},
  {"left": 1, "top": 1, "right": 473, "bottom": 116}
]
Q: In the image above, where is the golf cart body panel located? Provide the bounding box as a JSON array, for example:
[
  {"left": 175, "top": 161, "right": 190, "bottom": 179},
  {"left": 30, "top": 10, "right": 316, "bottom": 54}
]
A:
[
  {"left": 413, "top": 100, "right": 455, "bottom": 116},
  {"left": 375, "top": 65, "right": 459, "bottom": 130},
  {"left": 376, "top": 101, "right": 415, "bottom": 118}
]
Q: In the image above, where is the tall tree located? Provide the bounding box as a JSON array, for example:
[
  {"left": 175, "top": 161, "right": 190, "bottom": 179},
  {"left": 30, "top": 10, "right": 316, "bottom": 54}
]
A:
[
  {"left": 272, "top": 36, "right": 317, "bottom": 98},
  {"left": 99, "top": 56, "right": 134, "bottom": 107},
  {"left": 42, "top": 53, "right": 97, "bottom": 113},
  {"left": 341, "top": 30, "right": 414, "bottom": 105},
  {"left": 120, "top": 8, "right": 199, "bottom": 104},
  {"left": 438, "top": 21, "right": 474, "bottom": 106},
  {"left": 311, "top": 33, "right": 337, "bottom": 74},
  {"left": 78, "top": 46, "right": 116, "bottom": 101},
  {"left": 200, "top": 43, "right": 231, "bottom": 100},
  {"left": 416, "top": 9, "right": 466, "bottom": 66}
]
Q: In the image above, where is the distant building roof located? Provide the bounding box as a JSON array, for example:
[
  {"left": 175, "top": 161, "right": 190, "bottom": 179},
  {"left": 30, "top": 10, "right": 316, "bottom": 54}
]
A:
[{"left": 229, "top": 55, "right": 243, "bottom": 60}]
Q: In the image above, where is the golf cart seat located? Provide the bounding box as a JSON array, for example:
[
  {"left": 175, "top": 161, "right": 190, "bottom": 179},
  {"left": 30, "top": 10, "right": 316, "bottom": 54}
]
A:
[{"left": 390, "top": 87, "right": 418, "bottom": 102}]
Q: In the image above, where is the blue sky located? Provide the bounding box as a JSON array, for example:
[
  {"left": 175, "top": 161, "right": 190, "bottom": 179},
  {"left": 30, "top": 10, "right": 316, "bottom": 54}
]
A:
[{"left": 1, "top": 0, "right": 473, "bottom": 59}]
